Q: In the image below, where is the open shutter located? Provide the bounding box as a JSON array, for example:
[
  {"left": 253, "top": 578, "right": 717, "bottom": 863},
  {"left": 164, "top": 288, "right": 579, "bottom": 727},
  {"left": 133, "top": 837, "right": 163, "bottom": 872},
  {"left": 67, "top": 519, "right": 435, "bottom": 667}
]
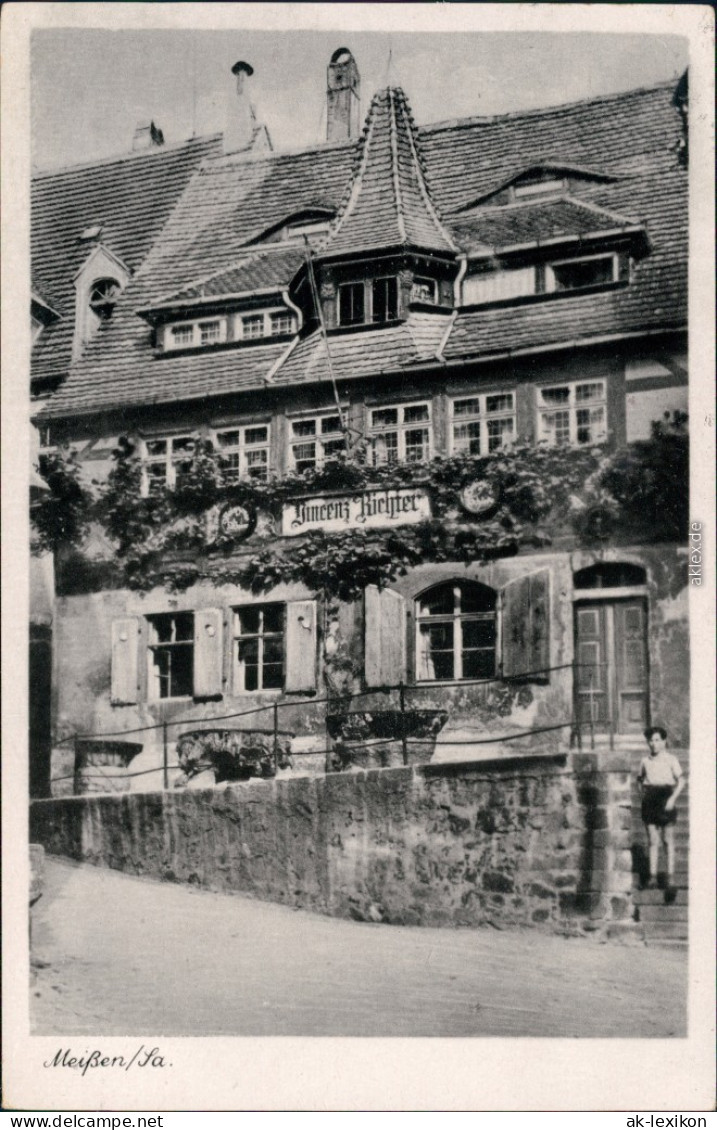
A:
[
  {"left": 501, "top": 570, "right": 551, "bottom": 680},
  {"left": 285, "top": 600, "right": 318, "bottom": 693},
  {"left": 193, "top": 608, "right": 223, "bottom": 698},
  {"left": 111, "top": 617, "right": 139, "bottom": 704},
  {"left": 364, "top": 585, "right": 406, "bottom": 688}
]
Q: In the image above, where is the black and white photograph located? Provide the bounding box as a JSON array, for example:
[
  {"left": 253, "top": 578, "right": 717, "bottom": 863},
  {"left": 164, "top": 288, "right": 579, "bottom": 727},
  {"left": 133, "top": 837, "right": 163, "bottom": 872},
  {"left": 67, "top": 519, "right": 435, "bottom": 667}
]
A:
[{"left": 3, "top": 1, "right": 715, "bottom": 1114}]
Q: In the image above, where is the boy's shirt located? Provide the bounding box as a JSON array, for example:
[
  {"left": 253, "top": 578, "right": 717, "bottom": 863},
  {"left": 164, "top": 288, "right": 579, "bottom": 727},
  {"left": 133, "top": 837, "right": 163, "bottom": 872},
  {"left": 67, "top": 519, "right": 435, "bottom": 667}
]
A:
[{"left": 638, "top": 751, "right": 683, "bottom": 787}]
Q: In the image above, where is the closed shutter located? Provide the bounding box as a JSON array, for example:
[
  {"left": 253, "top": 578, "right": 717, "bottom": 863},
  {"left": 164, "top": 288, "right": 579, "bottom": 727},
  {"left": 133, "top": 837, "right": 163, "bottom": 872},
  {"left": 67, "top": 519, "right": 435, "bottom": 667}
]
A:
[
  {"left": 193, "top": 608, "right": 223, "bottom": 698},
  {"left": 501, "top": 570, "right": 551, "bottom": 680},
  {"left": 285, "top": 600, "right": 318, "bottom": 693},
  {"left": 364, "top": 585, "right": 406, "bottom": 688},
  {"left": 111, "top": 617, "right": 139, "bottom": 704}
]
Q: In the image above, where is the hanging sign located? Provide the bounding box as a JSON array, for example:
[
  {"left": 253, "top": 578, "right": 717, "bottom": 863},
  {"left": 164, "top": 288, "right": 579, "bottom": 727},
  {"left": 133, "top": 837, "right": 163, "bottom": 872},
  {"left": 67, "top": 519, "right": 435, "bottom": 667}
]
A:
[{"left": 282, "top": 487, "right": 431, "bottom": 537}]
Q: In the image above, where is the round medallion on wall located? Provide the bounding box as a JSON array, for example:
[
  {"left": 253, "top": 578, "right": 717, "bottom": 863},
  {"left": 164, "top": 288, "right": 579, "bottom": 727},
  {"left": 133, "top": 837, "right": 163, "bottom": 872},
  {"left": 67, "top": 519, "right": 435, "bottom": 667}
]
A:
[
  {"left": 217, "top": 502, "right": 257, "bottom": 541},
  {"left": 459, "top": 479, "right": 501, "bottom": 520}
]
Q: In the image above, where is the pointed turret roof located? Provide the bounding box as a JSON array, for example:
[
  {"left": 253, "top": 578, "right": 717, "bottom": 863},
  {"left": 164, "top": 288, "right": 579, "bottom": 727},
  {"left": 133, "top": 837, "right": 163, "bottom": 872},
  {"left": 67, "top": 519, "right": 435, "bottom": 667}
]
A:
[{"left": 319, "top": 87, "right": 458, "bottom": 260}]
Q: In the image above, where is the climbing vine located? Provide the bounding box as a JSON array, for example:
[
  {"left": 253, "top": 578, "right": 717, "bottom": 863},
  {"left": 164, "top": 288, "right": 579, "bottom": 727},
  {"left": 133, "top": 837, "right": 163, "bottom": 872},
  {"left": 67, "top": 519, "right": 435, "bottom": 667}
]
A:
[{"left": 37, "top": 419, "right": 689, "bottom": 598}]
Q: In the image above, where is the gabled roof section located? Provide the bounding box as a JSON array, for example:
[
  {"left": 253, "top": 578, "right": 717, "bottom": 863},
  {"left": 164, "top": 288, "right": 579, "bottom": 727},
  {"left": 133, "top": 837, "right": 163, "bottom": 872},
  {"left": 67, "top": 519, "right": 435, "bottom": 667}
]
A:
[
  {"left": 140, "top": 246, "right": 305, "bottom": 315},
  {"left": 31, "top": 133, "right": 223, "bottom": 387},
  {"left": 319, "top": 87, "right": 458, "bottom": 260},
  {"left": 451, "top": 197, "right": 647, "bottom": 257}
]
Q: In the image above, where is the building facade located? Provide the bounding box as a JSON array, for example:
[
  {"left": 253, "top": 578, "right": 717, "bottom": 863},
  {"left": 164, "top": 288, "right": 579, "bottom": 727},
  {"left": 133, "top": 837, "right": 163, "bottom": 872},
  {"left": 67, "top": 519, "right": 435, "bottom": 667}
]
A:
[{"left": 31, "top": 52, "right": 690, "bottom": 796}]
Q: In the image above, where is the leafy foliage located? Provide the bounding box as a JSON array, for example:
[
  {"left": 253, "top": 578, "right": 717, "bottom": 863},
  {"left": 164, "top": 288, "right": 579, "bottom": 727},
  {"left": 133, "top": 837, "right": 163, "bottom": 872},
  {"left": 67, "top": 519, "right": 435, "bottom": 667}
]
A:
[{"left": 31, "top": 448, "right": 93, "bottom": 554}]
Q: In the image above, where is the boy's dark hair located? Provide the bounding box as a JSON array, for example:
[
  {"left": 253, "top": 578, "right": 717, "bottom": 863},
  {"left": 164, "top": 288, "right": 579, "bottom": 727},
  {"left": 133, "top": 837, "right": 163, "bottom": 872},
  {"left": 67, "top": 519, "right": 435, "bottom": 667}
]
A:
[{"left": 644, "top": 725, "right": 667, "bottom": 740}]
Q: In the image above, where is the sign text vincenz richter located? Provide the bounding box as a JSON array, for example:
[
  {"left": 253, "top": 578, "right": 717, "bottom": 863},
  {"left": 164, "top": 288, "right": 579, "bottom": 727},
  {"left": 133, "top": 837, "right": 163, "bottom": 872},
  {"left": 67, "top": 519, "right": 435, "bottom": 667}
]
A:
[{"left": 282, "top": 488, "right": 431, "bottom": 536}]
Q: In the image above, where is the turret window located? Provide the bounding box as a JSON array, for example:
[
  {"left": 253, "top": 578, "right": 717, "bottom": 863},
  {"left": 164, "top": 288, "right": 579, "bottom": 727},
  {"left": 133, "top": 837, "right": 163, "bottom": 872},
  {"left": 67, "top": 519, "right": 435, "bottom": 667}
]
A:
[
  {"left": 338, "top": 282, "right": 365, "bottom": 326},
  {"left": 338, "top": 278, "right": 399, "bottom": 326},
  {"left": 372, "top": 277, "right": 398, "bottom": 322}
]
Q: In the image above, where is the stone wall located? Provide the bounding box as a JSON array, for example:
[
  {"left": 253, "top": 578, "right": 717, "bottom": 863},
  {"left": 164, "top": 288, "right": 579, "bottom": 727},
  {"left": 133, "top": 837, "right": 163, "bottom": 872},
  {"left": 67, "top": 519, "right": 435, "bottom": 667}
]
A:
[{"left": 31, "top": 752, "right": 637, "bottom": 939}]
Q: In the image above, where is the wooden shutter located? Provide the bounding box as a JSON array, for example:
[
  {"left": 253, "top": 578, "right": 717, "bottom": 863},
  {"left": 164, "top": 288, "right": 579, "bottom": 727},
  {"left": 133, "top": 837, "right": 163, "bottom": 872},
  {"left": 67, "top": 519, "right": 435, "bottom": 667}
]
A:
[
  {"left": 364, "top": 585, "right": 406, "bottom": 688},
  {"left": 193, "top": 608, "right": 223, "bottom": 698},
  {"left": 111, "top": 617, "right": 139, "bottom": 704},
  {"left": 501, "top": 569, "right": 551, "bottom": 680},
  {"left": 285, "top": 600, "right": 318, "bottom": 693}
]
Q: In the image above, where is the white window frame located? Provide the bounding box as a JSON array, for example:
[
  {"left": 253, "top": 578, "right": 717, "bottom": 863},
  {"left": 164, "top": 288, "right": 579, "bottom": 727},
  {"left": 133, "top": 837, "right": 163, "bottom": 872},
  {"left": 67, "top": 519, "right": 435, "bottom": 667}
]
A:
[
  {"left": 415, "top": 581, "right": 498, "bottom": 683},
  {"left": 165, "top": 318, "right": 228, "bottom": 351},
  {"left": 337, "top": 277, "right": 399, "bottom": 327},
  {"left": 545, "top": 253, "right": 618, "bottom": 293},
  {"left": 368, "top": 400, "right": 432, "bottom": 466},
  {"left": 288, "top": 411, "right": 346, "bottom": 473},
  {"left": 283, "top": 220, "right": 331, "bottom": 244},
  {"left": 512, "top": 177, "right": 565, "bottom": 199},
  {"left": 147, "top": 612, "right": 194, "bottom": 701},
  {"left": 232, "top": 603, "right": 285, "bottom": 693},
  {"left": 462, "top": 266, "right": 537, "bottom": 306},
  {"left": 141, "top": 433, "right": 196, "bottom": 494},
  {"left": 214, "top": 424, "right": 271, "bottom": 482},
  {"left": 234, "top": 308, "right": 297, "bottom": 341},
  {"left": 449, "top": 392, "right": 516, "bottom": 456},
  {"left": 536, "top": 380, "right": 608, "bottom": 447}
]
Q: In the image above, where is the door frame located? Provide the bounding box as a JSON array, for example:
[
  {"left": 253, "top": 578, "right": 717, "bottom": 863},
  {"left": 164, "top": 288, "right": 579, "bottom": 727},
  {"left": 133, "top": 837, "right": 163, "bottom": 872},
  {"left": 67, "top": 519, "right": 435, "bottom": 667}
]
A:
[{"left": 573, "top": 589, "right": 650, "bottom": 734}]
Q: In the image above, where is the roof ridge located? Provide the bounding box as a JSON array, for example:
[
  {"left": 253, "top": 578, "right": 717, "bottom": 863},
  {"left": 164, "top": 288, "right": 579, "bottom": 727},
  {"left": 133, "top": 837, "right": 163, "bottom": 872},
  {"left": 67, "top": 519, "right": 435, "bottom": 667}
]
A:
[
  {"left": 397, "top": 90, "right": 458, "bottom": 252},
  {"left": 388, "top": 88, "right": 408, "bottom": 244},
  {"left": 319, "top": 88, "right": 379, "bottom": 252},
  {"left": 32, "top": 133, "right": 222, "bottom": 180},
  {"left": 420, "top": 76, "right": 680, "bottom": 135}
]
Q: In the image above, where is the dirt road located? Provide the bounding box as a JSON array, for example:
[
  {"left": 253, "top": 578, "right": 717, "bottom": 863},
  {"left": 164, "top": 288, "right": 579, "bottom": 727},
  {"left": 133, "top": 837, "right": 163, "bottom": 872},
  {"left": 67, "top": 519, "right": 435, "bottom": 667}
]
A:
[{"left": 31, "top": 857, "right": 686, "bottom": 1037}]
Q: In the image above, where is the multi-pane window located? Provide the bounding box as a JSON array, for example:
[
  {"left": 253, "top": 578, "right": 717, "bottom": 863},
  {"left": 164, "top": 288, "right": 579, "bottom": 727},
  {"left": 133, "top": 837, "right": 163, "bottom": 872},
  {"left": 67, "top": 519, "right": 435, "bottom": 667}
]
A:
[
  {"left": 233, "top": 604, "right": 284, "bottom": 692},
  {"left": 147, "top": 612, "right": 194, "bottom": 700},
  {"left": 450, "top": 393, "right": 515, "bottom": 455},
  {"left": 142, "top": 435, "right": 195, "bottom": 493},
  {"left": 546, "top": 254, "right": 617, "bottom": 292},
  {"left": 241, "top": 315, "right": 264, "bottom": 340},
  {"left": 416, "top": 582, "right": 497, "bottom": 682},
  {"left": 338, "top": 283, "right": 365, "bottom": 326},
  {"left": 199, "top": 320, "right": 221, "bottom": 345},
  {"left": 167, "top": 319, "right": 227, "bottom": 349},
  {"left": 270, "top": 312, "right": 294, "bottom": 336},
  {"left": 463, "top": 267, "right": 537, "bottom": 305},
  {"left": 289, "top": 414, "right": 345, "bottom": 472},
  {"left": 215, "top": 425, "right": 270, "bottom": 482},
  {"left": 369, "top": 402, "right": 431, "bottom": 465},
  {"left": 371, "top": 277, "right": 398, "bottom": 322},
  {"left": 537, "top": 380, "right": 607, "bottom": 446}
]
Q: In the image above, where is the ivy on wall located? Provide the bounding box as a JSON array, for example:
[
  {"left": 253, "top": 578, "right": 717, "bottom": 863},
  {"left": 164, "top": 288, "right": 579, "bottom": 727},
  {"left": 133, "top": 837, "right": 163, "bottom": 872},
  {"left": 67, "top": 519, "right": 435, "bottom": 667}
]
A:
[{"left": 32, "top": 417, "right": 689, "bottom": 599}]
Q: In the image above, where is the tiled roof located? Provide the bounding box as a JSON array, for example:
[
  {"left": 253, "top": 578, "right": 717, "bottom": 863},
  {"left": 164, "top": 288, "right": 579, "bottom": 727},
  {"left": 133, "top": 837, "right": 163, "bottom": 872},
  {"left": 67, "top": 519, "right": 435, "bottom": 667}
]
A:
[
  {"left": 273, "top": 313, "right": 452, "bottom": 387},
  {"left": 151, "top": 246, "right": 305, "bottom": 307},
  {"left": 35, "top": 79, "right": 686, "bottom": 419},
  {"left": 31, "top": 135, "right": 223, "bottom": 386},
  {"left": 449, "top": 197, "right": 643, "bottom": 255},
  {"left": 318, "top": 87, "right": 457, "bottom": 259},
  {"left": 42, "top": 340, "right": 289, "bottom": 417}
]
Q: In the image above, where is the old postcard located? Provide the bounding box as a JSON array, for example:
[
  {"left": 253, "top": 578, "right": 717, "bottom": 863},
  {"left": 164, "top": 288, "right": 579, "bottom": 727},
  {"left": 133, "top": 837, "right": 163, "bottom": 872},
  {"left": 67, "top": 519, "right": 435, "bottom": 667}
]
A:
[{"left": 2, "top": 1, "right": 715, "bottom": 1113}]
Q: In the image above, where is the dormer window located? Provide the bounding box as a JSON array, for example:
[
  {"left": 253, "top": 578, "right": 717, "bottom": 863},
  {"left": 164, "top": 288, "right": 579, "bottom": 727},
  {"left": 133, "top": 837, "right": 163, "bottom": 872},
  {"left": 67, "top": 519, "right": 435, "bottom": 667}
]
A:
[
  {"left": 337, "top": 278, "right": 399, "bottom": 327},
  {"left": 463, "top": 266, "right": 537, "bottom": 305},
  {"left": 513, "top": 178, "right": 564, "bottom": 199},
  {"left": 546, "top": 253, "right": 617, "bottom": 292},
  {"left": 89, "top": 277, "right": 121, "bottom": 321},
  {"left": 338, "top": 282, "right": 365, "bottom": 326},
  {"left": 166, "top": 318, "right": 228, "bottom": 350}
]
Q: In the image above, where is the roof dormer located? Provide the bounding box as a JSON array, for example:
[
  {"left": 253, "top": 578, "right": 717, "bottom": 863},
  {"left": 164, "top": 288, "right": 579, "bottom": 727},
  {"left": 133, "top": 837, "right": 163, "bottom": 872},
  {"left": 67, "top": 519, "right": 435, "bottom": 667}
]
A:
[
  {"left": 73, "top": 243, "right": 131, "bottom": 359},
  {"left": 453, "top": 164, "right": 619, "bottom": 213}
]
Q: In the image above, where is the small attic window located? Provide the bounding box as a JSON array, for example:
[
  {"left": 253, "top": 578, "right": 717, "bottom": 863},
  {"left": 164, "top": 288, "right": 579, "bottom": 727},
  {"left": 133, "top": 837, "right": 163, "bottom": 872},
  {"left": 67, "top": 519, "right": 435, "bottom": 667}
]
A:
[
  {"left": 89, "top": 277, "right": 121, "bottom": 320},
  {"left": 513, "top": 178, "right": 564, "bottom": 199}
]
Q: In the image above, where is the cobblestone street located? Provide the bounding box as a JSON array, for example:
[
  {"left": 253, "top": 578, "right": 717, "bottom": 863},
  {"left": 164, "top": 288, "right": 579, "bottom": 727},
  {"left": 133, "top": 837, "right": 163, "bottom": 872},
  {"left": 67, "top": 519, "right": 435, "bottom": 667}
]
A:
[{"left": 31, "top": 858, "right": 687, "bottom": 1038}]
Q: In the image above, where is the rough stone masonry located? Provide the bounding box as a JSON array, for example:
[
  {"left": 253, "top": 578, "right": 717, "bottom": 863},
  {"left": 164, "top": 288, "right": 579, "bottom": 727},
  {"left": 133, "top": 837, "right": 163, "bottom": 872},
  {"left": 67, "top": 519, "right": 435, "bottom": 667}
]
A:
[{"left": 30, "top": 751, "right": 639, "bottom": 940}]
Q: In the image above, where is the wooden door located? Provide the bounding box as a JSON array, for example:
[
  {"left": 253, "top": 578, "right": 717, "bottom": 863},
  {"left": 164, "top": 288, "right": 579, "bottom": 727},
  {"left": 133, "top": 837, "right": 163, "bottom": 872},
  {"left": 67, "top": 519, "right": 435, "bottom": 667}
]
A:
[
  {"left": 574, "top": 600, "right": 648, "bottom": 733},
  {"left": 613, "top": 601, "right": 649, "bottom": 732}
]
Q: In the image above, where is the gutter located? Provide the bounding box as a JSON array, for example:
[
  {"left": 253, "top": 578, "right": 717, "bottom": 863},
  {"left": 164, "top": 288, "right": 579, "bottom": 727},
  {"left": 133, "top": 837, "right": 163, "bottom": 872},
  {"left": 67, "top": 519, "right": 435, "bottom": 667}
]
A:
[{"left": 34, "top": 324, "right": 686, "bottom": 426}]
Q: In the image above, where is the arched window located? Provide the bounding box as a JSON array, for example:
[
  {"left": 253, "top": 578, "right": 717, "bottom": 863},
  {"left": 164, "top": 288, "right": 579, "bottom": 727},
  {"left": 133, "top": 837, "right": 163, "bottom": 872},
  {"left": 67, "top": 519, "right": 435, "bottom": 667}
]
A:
[
  {"left": 574, "top": 563, "right": 647, "bottom": 589},
  {"left": 416, "top": 581, "right": 496, "bottom": 682},
  {"left": 89, "top": 277, "right": 121, "bottom": 321}
]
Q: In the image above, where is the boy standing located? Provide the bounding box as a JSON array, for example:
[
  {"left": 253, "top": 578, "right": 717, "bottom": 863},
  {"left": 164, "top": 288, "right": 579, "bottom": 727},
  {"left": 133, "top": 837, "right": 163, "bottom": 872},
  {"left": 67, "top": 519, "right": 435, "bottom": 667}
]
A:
[{"left": 637, "top": 725, "right": 684, "bottom": 892}]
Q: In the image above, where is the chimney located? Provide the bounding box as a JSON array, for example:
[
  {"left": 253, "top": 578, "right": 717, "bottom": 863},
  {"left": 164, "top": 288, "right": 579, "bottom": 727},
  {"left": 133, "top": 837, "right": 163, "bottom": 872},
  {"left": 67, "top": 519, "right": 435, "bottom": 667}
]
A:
[
  {"left": 224, "top": 60, "right": 257, "bottom": 155},
  {"left": 326, "top": 48, "right": 360, "bottom": 142},
  {"left": 132, "top": 120, "right": 164, "bottom": 151}
]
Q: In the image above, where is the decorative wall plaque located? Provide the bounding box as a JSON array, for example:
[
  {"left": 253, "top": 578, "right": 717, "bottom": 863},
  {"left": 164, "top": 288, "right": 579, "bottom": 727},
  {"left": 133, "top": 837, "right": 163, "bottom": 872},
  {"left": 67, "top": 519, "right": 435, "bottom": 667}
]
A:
[{"left": 459, "top": 479, "right": 501, "bottom": 518}]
